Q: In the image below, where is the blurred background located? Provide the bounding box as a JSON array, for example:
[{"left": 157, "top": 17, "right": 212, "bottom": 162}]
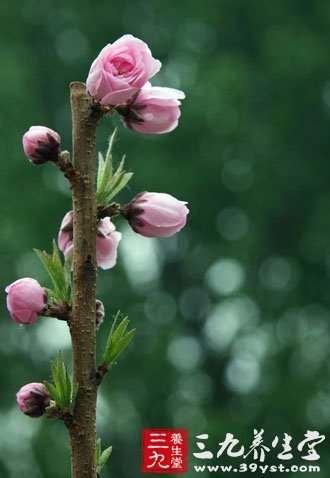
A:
[{"left": 1, "top": 0, "right": 330, "bottom": 476}]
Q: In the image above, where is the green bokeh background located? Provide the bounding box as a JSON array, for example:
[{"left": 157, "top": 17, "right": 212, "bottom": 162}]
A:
[{"left": 1, "top": 0, "right": 330, "bottom": 477}]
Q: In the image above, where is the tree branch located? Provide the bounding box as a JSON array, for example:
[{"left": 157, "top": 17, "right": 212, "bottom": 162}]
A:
[{"left": 68, "top": 81, "right": 103, "bottom": 478}]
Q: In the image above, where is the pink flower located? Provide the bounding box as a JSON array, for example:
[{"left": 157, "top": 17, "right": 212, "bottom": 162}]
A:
[
  {"left": 96, "top": 217, "right": 122, "bottom": 270},
  {"left": 16, "top": 383, "right": 50, "bottom": 418},
  {"left": 86, "top": 35, "right": 161, "bottom": 105},
  {"left": 123, "top": 192, "right": 189, "bottom": 237},
  {"left": 5, "top": 278, "right": 47, "bottom": 325},
  {"left": 58, "top": 212, "right": 122, "bottom": 270},
  {"left": 58, "top": 211, "right": 73, "bottom": 257},
  {"left": 22, "top": 126, "right": 61, "bottom": 164}
]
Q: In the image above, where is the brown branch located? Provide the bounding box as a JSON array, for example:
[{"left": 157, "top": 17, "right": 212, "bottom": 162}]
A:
[
  {"left": 42, "top": 300, "right": 71, "bottom": 321},
  {"left": 95, "top": 364, "right": 109, "bottom": 387},
  {"left": 46, "top": 402, "right": 74, "bottom": 428},
  {"left": 97, "top": 202, "right": 122, "bottom": 219},
  {"left": 67, "top": 81, "right": 103, "bottom": 478},
  {"left": 53, "top": 150, "right": 79, "bottom": 182}
]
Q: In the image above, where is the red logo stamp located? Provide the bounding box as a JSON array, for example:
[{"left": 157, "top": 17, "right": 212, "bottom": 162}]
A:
[{"left": 142, "top": 428, "right": 188, "bottom": 473}]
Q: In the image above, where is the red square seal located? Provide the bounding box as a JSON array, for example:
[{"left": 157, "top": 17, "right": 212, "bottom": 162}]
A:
[{"left": 142, "top": 428, "right": 188, "bottom": 473}]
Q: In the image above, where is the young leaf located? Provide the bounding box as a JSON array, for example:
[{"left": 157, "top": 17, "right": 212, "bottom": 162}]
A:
[
  {"left": 99, "top": 446, "right": 113, "bottom": 469},
  {"left": 107, "top": 171, "right": 134, "bottom": 202},
  {"left": 97, "top": 152, "right": 106, "bottom": 192},
  {"left": 47, "top": 351, "right": 73, "bottom": 410},
  {"left": 97, "top": 129, "right": 117, "bottom": 204},
  {"left": 101, "top": 311, "right": 136, "bottom": 367},
  {"left": 111, "top": 153, "right": 125, "bottom": 182},
  {"left": 44, "top": 381, "right": 61, "bottom": 404},
  {"left": 34, "top": 241, "right": 70, "bottom": 302},
  {"left": 95, "top": 439, "right": 102, "bottom": 466},
  {"left": 95, "top": 439, "right": 112, "bottom": 474},
  {"left": 96, "top": 130, "right": 133, "bottom": 204}
]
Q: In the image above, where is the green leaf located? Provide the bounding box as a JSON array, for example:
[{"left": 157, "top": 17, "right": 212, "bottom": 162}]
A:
[
  {"left": 101, "top": 311, "right": 136, "bottom": 367},
  {"left": 96, "top": 439, "right": 112, "bottom": 473},
  {"left": 97, "top": 152, "right": 106, "bottom": 191},
  {"left": 45, "top": 288, "right": 59, "bottom": 301},
  {"left": 44, "top": 381, "right": 61, "bottom": 404},
  {"left": 47, "top": 351, "right": 74, "bottom": 410},
  {"left": 51, "top": 354, "right": 65, "bottom": 409},
  {"left": 34, "top": 241, "right": 71, "bottom": 302},
  {"left": 111, "top": 154, "right": 125, "bottom": 182},
  {"left": 95, "top": 439, "right": 102, "bottom": 465},
  {"left": 99, "top": 446, "right": 113, "bottom": 469},
  {"left": 107, "top": 171, "right": 134, "bottom": 202},
  {"left": 97, "top": 151, "right": 112, "bottom": 203},
  {"left": 97, "top": 129, "right": 117, "bottom": 204},
  {"left": 96, "top": 131, "right": 133, "bottom": 204}
]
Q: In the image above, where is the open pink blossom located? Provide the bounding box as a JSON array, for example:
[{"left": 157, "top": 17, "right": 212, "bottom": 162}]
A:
[
  {"left": 96, "top": 217, "right": 122, "bottom": 269},
  {"left": 58, "top": 212, "right": 122, "bottom": 270},
  {"left": 123, "top": 192, "right": 189, "bottom": 237},
  {"left": 16, "top": 382, "right": 50, "bottom": 418},
  {"left": 22, "top": 126, "right": 61, "bottom": 164},
  {"left": 58, "top": 211, "right": 73, "bottom": 254},
  {"left": 118, "top": 86, "right": 185, "bottom": 134},
  {"left": 86, "top": 35, "right": 161, "bottom": 105},
  {"left": 5, "top": 278, "right": 47, "bottom": 325}
]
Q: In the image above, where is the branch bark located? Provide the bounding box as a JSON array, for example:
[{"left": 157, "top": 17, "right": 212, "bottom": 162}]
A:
[{"left": 68, "top": 81, "right": 102, "bottom": 478}]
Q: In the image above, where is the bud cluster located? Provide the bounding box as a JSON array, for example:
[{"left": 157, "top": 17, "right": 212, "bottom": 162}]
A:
[{"left": 86, "top": 34, "right": 185, "bottom": 135}]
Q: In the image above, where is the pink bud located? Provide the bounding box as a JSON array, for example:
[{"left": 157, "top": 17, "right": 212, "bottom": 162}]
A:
[
  {"left": 5, "top": 278, "right": 47, "bottom": 325},
  {"left": 117, "top": 86, "right": 185, "bottom": 134},
  {"left": 58, "top": 212, "right": 122, "bottom": 270},
  {"left": 16, "top": 382, "right": 50, "bottom": 418},
  {"left": 123, "top": 192, "right": 189, "bottom": 237},
  {"left": 86, "top": 35, "right": 161, "bottom": 105},
  {"left": 22, "top": 126, "right": 61, "bottom": 164}
]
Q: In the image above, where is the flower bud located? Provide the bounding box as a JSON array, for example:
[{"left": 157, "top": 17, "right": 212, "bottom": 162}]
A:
[
  {"left": 117, "top": 86, "right": 185, "bottom": 134},
  {"left": 123, "top": 192, "right": 189, "bottom": 237},
  {"left": 58, "top": 212, "right": 122, "bottom": 270},
  {"left": 5, "top": 278, "right": 47, "bottom": 325},
  {"left": 16, "top": 382, "right": 50, "bottom": 418},
  {"left": 22, "top": 126, "right": 61, "bottom": 164},
  {"left": 96, "top": 300, "right": 105, "bottom": 329}
]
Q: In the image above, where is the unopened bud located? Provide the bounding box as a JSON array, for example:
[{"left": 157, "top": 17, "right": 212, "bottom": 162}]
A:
[
  {"left": 16, "top": 383, "right": 50, "bottom": 418},
  {"left": 5, "top": 278, "right": 47, "bottom": 325},
  {"left": 22, "top": 126, "right": 61, "bottom": 165},
  {"left": 123, "top": 191, "right": 189, "bottom": 237}
]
